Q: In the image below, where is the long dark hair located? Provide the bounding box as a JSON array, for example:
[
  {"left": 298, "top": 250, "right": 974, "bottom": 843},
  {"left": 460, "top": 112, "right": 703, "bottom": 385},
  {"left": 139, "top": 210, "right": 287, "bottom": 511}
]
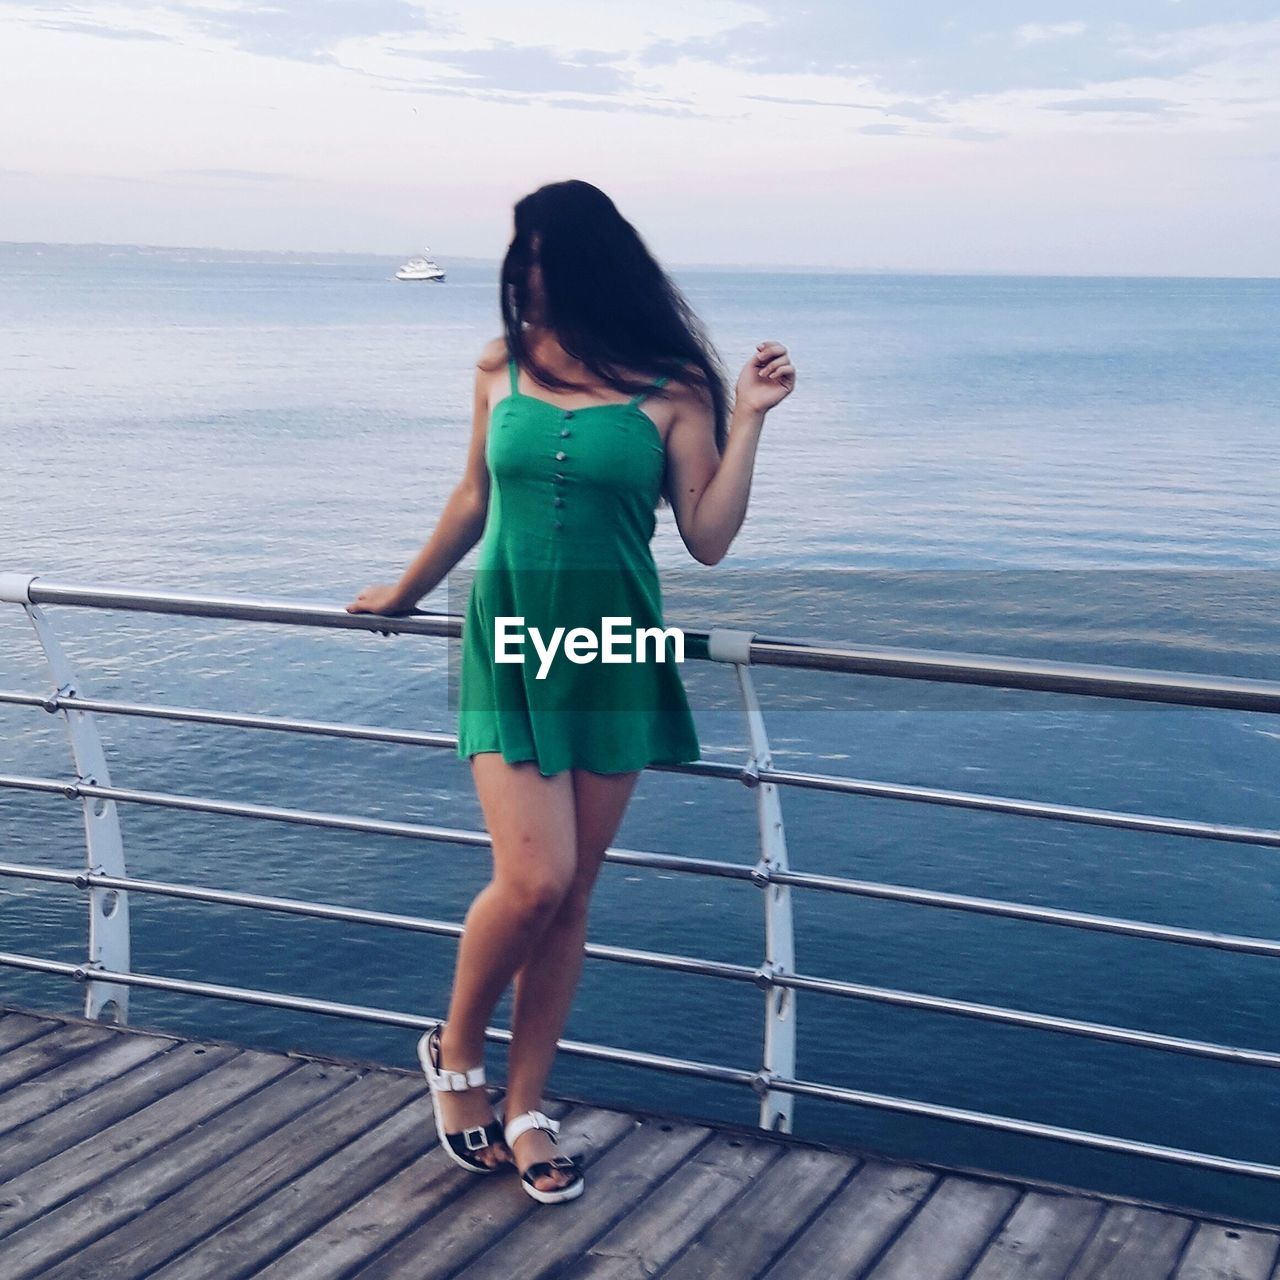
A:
[{"left": 499, "top": 180, "right": 730, "bottom": 453}]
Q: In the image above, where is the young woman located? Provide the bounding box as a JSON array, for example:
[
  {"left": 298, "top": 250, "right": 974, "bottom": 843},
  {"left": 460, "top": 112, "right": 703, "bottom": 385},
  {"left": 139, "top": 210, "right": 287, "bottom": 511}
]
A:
[{"left": 347, "top": 179, "right": 795, "bottom": 1205}]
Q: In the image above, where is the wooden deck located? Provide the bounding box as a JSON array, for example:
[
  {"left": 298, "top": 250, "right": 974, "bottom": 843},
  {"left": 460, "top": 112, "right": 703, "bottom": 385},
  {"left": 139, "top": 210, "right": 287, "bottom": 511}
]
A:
[{"left": 1, "top": 1005, "right": 1277, "bottom": 1280}]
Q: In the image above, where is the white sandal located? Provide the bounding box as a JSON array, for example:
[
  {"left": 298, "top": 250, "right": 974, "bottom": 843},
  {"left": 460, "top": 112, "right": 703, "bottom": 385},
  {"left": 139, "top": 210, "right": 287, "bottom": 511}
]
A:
[
  {"left": 418, "top": 1024, "right": 511, "bottom": 1174},
  {"left": 503, "top": 1109, "right": 585, "bottom": 1204}
]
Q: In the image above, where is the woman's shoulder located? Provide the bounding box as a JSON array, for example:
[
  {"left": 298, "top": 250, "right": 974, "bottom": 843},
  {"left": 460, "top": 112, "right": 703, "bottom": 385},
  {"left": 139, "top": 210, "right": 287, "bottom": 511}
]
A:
[
  {"left": 475, "top": 335, "right": 510, "bottom": 374},
  {"left": 668, "top": 358, "right": 704, "bottom": 383},
  {"left": 659, "top": 358, "right": 714, "bottom": 407}
]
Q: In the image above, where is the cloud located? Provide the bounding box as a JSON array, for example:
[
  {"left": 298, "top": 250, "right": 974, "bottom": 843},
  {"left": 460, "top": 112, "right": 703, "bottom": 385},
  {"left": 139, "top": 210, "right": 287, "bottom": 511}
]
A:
[
  {"left": 743, "top": 93, "right": 880, "bottom": 111},
  {"left": 388, "top": 42, "right": 632, "bottom": 96},
  {"left": 164, "top": 168, "right": 296, "bottom": 183},
  {"left": 1041, "top": 96, "right": 1182, "bottom": 114},
  {"left": 628, "top": 6, "right": 1280, "bottom": 104},
  {"left": 31, "top": 18, "right": 174, "bottom": 42},
  {"left": 354, "top": 66, "right": 703, "bottom": 117},
  {"left": 17, "top": 2, "right": 1280, "bottom": 111},
  {"left": 860, "top": 123, "right": 906, "bottom": 136},
  {"left": 1116, "top": 17, "right": 1280, "bottom": 65},
  {"left": 10, "top": 0, "right": 1280, "bottom": 148},
  {"left": 884, "top": 99, "right": 946, "bottom": 122},
  {"left": 536, "top": 95, "right": 700, "bottom": 117},
  {"left": 947, "top": 126, "right": 1006, "bottom": 142},
  {"left": 191, "top": 0, "right": 440, "bottom": 62},
  {"left": 15, "top": 0, "right": 451, "bottom": 63},
  {"left": 1015, "top": 22, "right": 1087, "bottom": 47}
]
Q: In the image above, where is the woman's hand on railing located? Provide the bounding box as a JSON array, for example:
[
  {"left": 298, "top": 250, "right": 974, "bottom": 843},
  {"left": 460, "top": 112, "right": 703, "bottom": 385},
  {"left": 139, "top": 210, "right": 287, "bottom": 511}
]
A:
[{"left": 346, "top": 584, "right": 413, "bottom": 635}]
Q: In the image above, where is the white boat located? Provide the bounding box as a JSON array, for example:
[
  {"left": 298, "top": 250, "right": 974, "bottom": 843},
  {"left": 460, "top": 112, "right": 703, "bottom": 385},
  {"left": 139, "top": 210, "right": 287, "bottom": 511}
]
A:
[{"left": 395, "top": 248, "right": 446, "bottom": 282}]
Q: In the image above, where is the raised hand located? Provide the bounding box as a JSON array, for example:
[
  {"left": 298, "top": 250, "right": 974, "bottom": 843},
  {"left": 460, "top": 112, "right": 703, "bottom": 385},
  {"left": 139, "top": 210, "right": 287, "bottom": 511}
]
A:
[{"left": 736, "top": 340, "right": 796, "bottom": 414}]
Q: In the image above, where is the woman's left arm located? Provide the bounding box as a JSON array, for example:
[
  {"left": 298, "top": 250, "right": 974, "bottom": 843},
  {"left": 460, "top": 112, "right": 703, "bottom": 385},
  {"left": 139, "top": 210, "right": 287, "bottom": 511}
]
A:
[{"left": 665, "top": 340, "right": 795, "bottom": 565}]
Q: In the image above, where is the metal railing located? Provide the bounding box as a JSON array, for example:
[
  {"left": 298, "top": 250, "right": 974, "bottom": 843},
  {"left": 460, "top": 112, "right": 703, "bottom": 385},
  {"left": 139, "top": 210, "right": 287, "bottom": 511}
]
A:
[{"left": 3, "top": 571, "right": 1280, "bottom": 1181}]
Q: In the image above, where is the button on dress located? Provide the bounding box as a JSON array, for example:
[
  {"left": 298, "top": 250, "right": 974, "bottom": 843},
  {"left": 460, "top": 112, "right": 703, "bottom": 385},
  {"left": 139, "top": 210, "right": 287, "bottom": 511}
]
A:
[{"left": 456, "top": 356, "right": 701, "bottom": 776}]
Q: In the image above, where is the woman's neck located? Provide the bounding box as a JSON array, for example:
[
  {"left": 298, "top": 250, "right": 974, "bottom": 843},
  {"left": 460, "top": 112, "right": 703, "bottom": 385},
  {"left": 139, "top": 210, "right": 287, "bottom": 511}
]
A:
[{"left": 523, "top": 329, "right": 590, "bottom": 383}]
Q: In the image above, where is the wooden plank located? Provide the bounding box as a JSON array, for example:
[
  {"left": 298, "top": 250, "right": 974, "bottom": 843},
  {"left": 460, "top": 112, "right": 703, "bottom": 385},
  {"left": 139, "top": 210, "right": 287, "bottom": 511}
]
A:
[
  {"left": 0, "top": 1049, "right": 294, "bottom": 1264},
  {"left": 174, "top": 1095, "right": 619, "bottom": 1280},
  {"left": 253, "top": 1108, "right": 636, "bottom": 1280},
  {"left": 0, "top": 1041, "right": 239, "bottom": 1182},
  {"left": 455, "top": 1116, "right": 714, "bottom": 1280},
  {"left": 0, "top": 1010, "right": 63, "bottom": 1053},
  {"left": 0, "top": 1043, "right": 255, "bottom": 1198},
  {"left": 345, "top": 1100, "right": 650, "bottom": 1280},
  {"left": 1, "top": 1059, "right": 350, "bottom": 1280},
  {"left": 554, "top": 1129, "right": 787, "bottom": 1280},
  {"left": 1065, "top": 1204, "right": 1197, "bottom": 1279},
  {"left": 863, "top": 1176, "right": 1022, "bottom": 1280},
  {"left": 3, "top": 1007, "right": 1277, "bottom": 1280},
  {"left": 969, "top": 1192, "right": 1107, "bottom": 1280},
  {"left": 344, "top": 1102, "right": 609, "bottom": 1280},
  {"left": 248, "top": 1144, "right": 456, "bottom": 1280},
  {"left": 655, "top": 1146, "right": 858, "bottom": 1280},
  {"left": 0, "top": 1030, "right": 174, "bottom": 1137},
  {"left": 140, "top": 1079, "right": 430, "bottom": 1280},
  {"left": 760, "top": 1160, "right": 939, "bottom": 1280},
  {"left": 1173, "top": 1222, "right": 1280, "bottom": 1279},
  {"left": 3, "top": 1064, "right": 355, "bottom": 1280},
  {"left": 0, "top": 1018, "right": 115, "bottom": 1090},
  {"left": 39, "top": 1071, "right": 423, "bottom": 1280}
]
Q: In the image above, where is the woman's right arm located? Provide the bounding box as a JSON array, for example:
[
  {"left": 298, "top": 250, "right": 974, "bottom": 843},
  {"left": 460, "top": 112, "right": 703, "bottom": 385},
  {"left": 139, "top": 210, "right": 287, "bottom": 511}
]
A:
[{"left": 346, "top": 342, "right": 500, "bottom": 616}]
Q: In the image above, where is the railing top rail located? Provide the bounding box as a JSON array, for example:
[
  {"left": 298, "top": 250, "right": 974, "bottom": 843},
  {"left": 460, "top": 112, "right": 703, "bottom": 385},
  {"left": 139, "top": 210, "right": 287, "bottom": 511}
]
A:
[{"left": 4, "top": 573, "right": 1278, "bottom": 714}]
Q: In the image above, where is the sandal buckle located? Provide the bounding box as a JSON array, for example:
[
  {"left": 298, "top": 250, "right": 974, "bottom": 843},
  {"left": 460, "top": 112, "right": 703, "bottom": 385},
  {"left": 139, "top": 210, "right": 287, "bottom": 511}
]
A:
[{"left": 462, "top": 1125, "right": 489, "bottom": 1151}]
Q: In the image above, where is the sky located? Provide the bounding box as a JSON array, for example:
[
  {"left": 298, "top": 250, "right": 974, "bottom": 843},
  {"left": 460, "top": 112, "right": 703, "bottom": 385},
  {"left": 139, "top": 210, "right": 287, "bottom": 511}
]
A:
[{"left": 1, "top": 2, "right": 1278, "bottom": 274}]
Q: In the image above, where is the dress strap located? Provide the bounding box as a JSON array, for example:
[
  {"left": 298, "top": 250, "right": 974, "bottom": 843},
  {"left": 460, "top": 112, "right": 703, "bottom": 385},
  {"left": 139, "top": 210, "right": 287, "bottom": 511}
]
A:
[
  {"left": 507, "top": 357, "right": 519, "bottom": 396},
  {"left": 627, "top": 374, "right": 669, "bottom": 409}
]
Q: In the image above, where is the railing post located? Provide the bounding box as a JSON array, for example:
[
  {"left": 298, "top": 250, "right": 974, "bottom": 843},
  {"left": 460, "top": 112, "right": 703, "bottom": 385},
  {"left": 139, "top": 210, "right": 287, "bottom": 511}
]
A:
[
  {"left": 707, "top": 628, "right": 796, "bottom": 1133},
  {"left": 1, "top": 574, "right": 131, "bottom": 1023}
]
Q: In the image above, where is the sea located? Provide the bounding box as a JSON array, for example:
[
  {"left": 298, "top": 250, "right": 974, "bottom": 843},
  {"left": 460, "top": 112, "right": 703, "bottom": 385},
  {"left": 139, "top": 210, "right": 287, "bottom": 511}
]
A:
[{"left": 1, "top": 241, "right": 1278, "bottom": 1223}]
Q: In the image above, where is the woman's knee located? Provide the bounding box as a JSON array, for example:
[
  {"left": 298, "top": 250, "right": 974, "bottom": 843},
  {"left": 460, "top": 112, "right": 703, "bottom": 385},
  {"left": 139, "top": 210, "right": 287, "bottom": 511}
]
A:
[
  {"left": 498, "top": 867, "right": 575, "bottom": 920},
  {"left": 553, "top": 844, "right": 608, "bottom": 923}
]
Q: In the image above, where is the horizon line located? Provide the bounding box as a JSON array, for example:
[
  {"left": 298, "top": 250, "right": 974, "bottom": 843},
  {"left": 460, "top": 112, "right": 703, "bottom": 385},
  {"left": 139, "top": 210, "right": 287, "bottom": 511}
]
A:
[{"left": 2, "top": 239, "right": 1278, "bottom": 283}]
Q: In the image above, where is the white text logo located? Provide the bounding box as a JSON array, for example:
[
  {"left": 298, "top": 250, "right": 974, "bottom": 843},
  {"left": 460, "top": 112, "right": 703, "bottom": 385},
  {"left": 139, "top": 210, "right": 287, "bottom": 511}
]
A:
[{"left": 493, "top": 616, "right": 685, "bottom": 680}]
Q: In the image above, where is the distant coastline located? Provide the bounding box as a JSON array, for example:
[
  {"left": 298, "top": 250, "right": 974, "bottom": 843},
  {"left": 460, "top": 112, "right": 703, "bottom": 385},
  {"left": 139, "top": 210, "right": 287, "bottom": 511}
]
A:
[{"left": 3, "top": 239, "right": 1277, "bottom": 281}]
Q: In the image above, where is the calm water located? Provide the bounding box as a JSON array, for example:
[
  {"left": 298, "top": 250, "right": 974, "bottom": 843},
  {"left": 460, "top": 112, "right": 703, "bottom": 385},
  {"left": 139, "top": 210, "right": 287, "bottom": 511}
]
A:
[{"left": 2, "top": 242, "right": 1278, "bottom": 1222}]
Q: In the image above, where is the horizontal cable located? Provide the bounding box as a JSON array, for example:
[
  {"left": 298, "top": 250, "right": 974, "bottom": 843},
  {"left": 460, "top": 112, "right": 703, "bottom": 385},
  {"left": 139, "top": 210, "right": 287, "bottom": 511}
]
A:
[
  {"left": 0, "top": 952, "right": 755, "bottom": 1087},
  {"left": 775, "top": 971, "right": 1280, "bottom": 1067},
  {"left": 6, "top": 689, "right": 1275, "bottom": 849},
  {"left": 0, "top": 772, "right": 756, "bottom": 880},
  {"left": 0, "top": 861, "right": 748, "bottom": 981},
  {"left": 768, "top": 867, "right": 1280, "bottom": 957},
  {"left": 4, "top": 777, "right": 1279, "bottom": 959},
  {"left": 0, "top": 773, "right": 508, "bottom": 850},
  {"left": 0, "top": 863, "right": 82, "bottom": 884},
  {"left": 16, "top": 579, "right": 1280, "bottom": 713},
  {"left": 758, "top": 766, "right": 1280, "bottom": 849},
  {"left": 746, "top": 638, "right": 1280, "bottom": 713},
  {"left": 1, "top": 863, "right": 1275, "bottom": 1068},
  {"left": 0, "top": 687, "right": 735, "bottom": 782},
  {"left": 772, "top": 1076, "right": 1280, "bottom": 1182},
  {"left": 2, "top": 949, "right": 1277, "bottom": 1181}
]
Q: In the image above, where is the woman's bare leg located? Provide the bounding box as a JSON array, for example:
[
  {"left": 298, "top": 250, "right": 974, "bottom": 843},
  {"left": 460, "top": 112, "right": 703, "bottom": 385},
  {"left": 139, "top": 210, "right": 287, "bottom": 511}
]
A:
[
  {"left": 504, "top": 767, "right": 641, "bottom": 1191},
  {"left": 433, "top": 753, "right": 578, "bottom": 1168}
]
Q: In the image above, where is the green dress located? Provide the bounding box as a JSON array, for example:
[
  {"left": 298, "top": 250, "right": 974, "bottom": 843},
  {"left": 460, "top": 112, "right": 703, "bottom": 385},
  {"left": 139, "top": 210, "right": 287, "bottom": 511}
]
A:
[{"left": 456, "top": 356, "right": 701, "bottom": 777}]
